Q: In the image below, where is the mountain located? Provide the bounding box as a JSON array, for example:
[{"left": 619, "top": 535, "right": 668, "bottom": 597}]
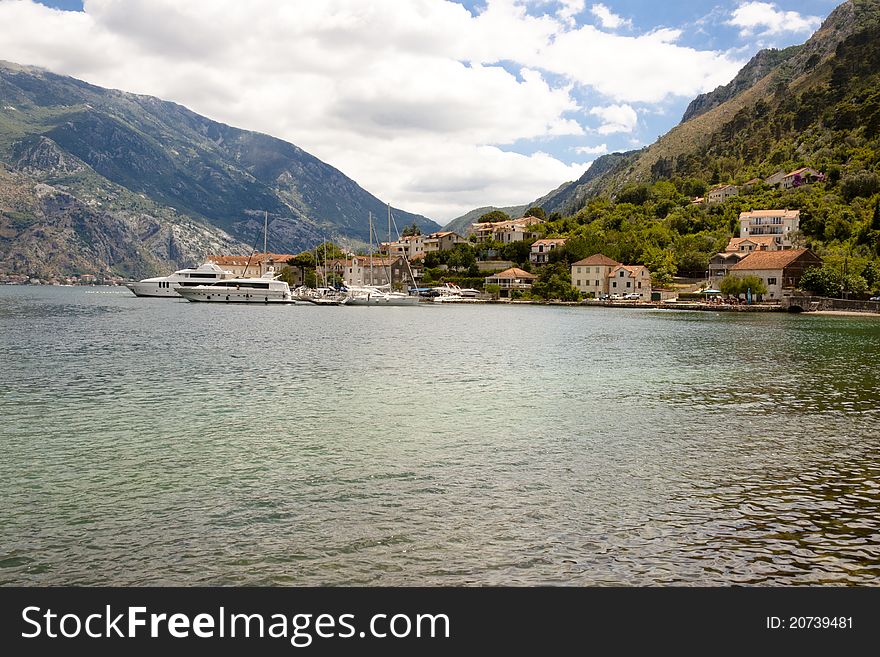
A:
[
  {"left": 528, "top": 0, "right": 879, "bottom": 208},
  {"left": 448, "top": 0, "right": 879, "bottom": 227},
  {"left": 0, "top": 62, "right": 438, "bottom": 278}
]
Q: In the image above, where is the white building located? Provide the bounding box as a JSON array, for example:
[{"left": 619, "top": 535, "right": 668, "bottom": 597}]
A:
[
  {"left": 530, "top": 238, "right": 567, "bottom": 265},
  {"left": 739, "top": 209, "right": 800, "bottom": 243}
]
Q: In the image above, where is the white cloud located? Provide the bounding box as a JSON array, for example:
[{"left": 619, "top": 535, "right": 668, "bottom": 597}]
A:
[
  {"left": 574, "top": 143, "right": 608, "bottom": 155},
  {"left": 0, "top": 0, "right": 747, "bottom": 221},
  {"left": 557, "top": 0, "right": 585, "bottom": 26},
  {"left": 728, "top": 2, "right": 821, "bottom": 37},
  {"left": 589, "top": 104, "right": 637, "bottom": 134},
  {"left": 590, "top": 3, "right": 632, "bottom": 30}
]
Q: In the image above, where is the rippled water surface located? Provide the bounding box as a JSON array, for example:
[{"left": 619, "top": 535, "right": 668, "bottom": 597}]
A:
[{"left": 1, "top": 286, "right": 879, "bottom": 585}]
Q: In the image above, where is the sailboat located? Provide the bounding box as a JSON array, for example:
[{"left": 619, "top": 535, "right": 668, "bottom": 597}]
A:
[{"left": 346, "top": 208, "right": 421, "bottom": 306}]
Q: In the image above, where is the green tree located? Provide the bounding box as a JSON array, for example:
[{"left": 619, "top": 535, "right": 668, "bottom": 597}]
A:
[
  {"left": 477, "top": 210, "right": 510, "bottom": 223},
  {"left": 287, "top": 252, "right": 315, "bottom": 284},
  {"left": 446, "top": 243, "right": 477, "bottom": 270},
  {"left": 861, "top": 261, "right": 879, "bottom": 290},
  {"left": 484, "top": 284, "right": 501, "bottom": 299},
  {"left": 798, "top": 266, "right": 840, "bottom": 296},
  {"left": 402, "top": 222, "right": 422, "bottom": 237},
  {"left": 524, "top": 206, "right": 547, "bottom": 220},
  {"left": 531, "top": 262, "right": 580, "bottom": 301},
  {"left": 719, "top": 275, "right": 743, "bottom": 297},
  {"left": 739, "top": 275, "right": 768, "bottom": 298}
]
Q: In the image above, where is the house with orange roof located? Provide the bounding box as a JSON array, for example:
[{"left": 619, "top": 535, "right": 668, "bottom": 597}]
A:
[
  {"left": 707, "top": 184, "right": 739, "bottom": 204},
  {"left": 729, "top": 248, "right": 822, "bottom": 299},
  {"left": 530, "top": 238, "right": 567, "bottom": 265},
  {"left": 207, "top": 253, "right": 299, "bottom": 280},
  {"left": 423, "top": 231, "right": 468, "bottom": 253},
  {"left": 484, "top": 267, "right": 537, "bottom": 298},
  {"left": 608, "top": 264, "right": 651, "bottom": 298},
  {"left": 570, "top": 253, "right": 620, "bottom": 298},
  {"left": 781, "top": 167, "right": 823, "bottom": 189}
]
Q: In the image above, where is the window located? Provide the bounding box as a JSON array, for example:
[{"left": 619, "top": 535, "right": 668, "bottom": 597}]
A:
[
  {"left": 576, "top": 280, "right": 581, "bottom": 287},
  {"left": 577, "top": 267, "right": 581, "bottom": 274},
  {"left": 638, "top": 282, "right": 642, "bottom": 288},
  {"left": 612, "top": 281, "right": 617, "bottom": 288},
  {"left": 595, "top": 280, "right": 599, "bottom": 287},
  {"left": 619, "top": 271, "right": 624, "bottom": 277},
  {"left": 767, "top": 277, "right": 777, "bottom": 285},
  {"left": 626, "top": 282, "right": 631, "bottom": 288}
]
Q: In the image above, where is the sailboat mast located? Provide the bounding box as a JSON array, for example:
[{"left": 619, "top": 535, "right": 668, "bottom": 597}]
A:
[
  {"left": 368, "top": 212, "right": 373, "bottom": 286},
  {"left": 264, "top": 210, "right": 268, "bottom": 256}
]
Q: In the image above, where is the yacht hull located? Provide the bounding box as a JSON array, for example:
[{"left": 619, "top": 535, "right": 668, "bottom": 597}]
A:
[{"left": 176, "top": 288, "right": 293, "bottom": 303}]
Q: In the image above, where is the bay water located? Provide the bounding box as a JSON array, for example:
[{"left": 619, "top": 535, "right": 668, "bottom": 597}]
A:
[{"left": 1, "top": 286, "right": 878, "bottom": 585}]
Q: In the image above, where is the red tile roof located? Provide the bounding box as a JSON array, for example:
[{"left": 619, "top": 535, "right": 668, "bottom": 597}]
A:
[
  {"left": 571, "top": 254, "right": 620, "bottom": 267},
  {"left": 488, "top": 267, "right": 537, "bottom": 279},
  {"left": 730, "top": 248, "right": 819, "bottom": 271}
]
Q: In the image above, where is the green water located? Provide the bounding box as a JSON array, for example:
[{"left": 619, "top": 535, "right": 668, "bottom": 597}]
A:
[{"left": 1, "top": 286, "right": 879, "bottom": 585}]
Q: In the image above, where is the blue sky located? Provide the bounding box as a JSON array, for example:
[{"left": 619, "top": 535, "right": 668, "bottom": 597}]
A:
[{"left": 13, "top": 1, "right": 843, "bottom": 219}]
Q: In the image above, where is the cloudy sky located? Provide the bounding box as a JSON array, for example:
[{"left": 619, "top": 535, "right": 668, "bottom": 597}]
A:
[{"left": 0, "top": 0, "right": 840, "bottom": 222}]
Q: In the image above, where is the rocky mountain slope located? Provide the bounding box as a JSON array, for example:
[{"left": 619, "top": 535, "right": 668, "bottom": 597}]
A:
[{"left": 0, "top": 62, "right": 438, "bottom": 278}]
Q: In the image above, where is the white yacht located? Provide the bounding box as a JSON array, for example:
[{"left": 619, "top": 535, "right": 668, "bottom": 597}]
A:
[
  {"left": 345, "top": 284, "right": 422, "bottom": 306},
  {"left": 175, "top": 270, "right": 294, "bottom": 304},
  {"left": 125, "top": 262, "right": 233, "bottom": 298}
]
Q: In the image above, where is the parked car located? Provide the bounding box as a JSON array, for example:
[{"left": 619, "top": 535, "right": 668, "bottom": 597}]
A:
[
  {"left": 598, "top": 293, "right": 610, "bottom": 300},
  {"left": 624, "top": 293, "right": 641, "bottom": 300},
  {"left": 610, "top": 293, "right": 624, "bottom": 300},
  {"left": 870, "top": 296, "right": 880, "bottom": 301}
]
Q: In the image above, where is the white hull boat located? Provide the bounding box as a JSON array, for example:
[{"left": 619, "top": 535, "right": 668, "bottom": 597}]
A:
[
  {"left": 175, "top": 270, "right": 294, "bottom": 303},
  {"left": 125, "top": 262, "right": 233, "bottom": 298}
]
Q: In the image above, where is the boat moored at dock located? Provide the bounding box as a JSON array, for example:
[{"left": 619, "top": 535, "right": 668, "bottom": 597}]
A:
[
  {"left": 125, "top": 262, "right": 234, "bottom": 298},
  {"left": 175, "top": 270, "right": 294, "bottom": 303}
]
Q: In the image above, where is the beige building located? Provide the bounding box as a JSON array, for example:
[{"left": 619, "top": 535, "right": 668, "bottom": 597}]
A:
[
  {"left": 608, "top": 264, "right": 651, "bottom": 298},
  {"left": 570, "top": 254, "right": 621, "bottom": 298},
  {"left": 472, "top": 217, "right": 543, "bottom": 243},
  {"left": 382, "top": 234, "right": 424, "bottom": 259},
  {"left": 707, "top": 184, "right": 739, "bottom": 204},
  {"left": 530, "top": 238, "right": 567, "bottom": 265},
  {"left": 729, "top": 248, "right": 822, "bottom": 299},
  {"left": 484, "top": 267, "right": 536, "bottom": 298},
  {"left": 327, "top": 255, "right": 411, "bottom": 287},
  {"left": 208, "top": 253, "right": 297, "bottom": 278},
  {"left": 423, "top": 231, "right": 468, "bottom": 253}
]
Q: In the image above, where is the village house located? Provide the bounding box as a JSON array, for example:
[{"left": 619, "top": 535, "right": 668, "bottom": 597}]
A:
[
  {"left": 208, "top": 253, "right": 299, "bottom": 280},
  {"left": 472, "top": 217, "right": 543, "bottom": 243},
  {"left": 484, "top": 267, "right": 536, "bottom": 298},
  {"left": 709, "top": 251, "right": 746, "bottom": 284},
  {"left": 423, "top": 231, "right": 468, "bottom": 253},
  {"left": 570, "top": 254, "right": 651, "bottom": 299},
  {"left": 729, "top": 248, "right": 822, "bottom": 299},
  {"left": 709, "top": 233, "right": 794, "bottom": 283},
  {"left": 530, "top": 238, "right": 567, "bottom": 265},
  {"left": 382, "top": 234, "right": 424, "bottom": 259},
  {"left": 608, "top": 264, "right": 651, "bottom": 298},
  {"left": 781, "top": 167, "right": 823, "bottom": 189},
  {"left": 739, "top": 209, "right": 800, "bottom": 243},
  {"left": 763, "top": 170, "right": 788, "bottom": 187},
  {"left": 707, "top": 184, "right": 739, "bottom": 204},
  {"left": 570, "top": 254, "right": 620, "bottom": 298},
  {"left": 326, "top": 255, "right": 410, "bottom": 288}
]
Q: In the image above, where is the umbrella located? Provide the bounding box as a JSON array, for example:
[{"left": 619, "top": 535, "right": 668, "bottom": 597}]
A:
[{"left": 699, "top": 288, "right": 722, "bottom": 294}]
